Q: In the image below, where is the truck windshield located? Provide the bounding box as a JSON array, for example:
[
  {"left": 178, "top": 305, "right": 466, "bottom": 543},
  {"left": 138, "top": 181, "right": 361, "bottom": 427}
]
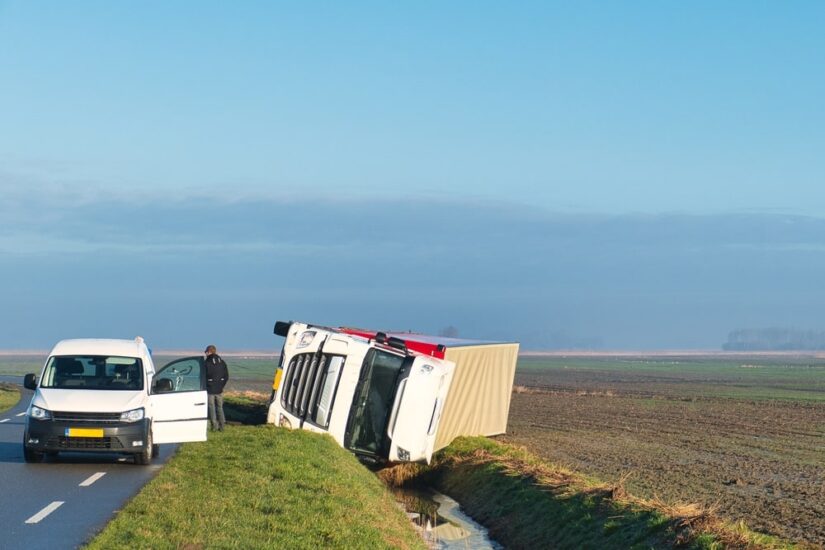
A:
[
  {"left": 345, "top": 349, "right": 407, "bottom": 458},
  {"left": 40, "top": 355, "right": 144, "bottom": 390}
]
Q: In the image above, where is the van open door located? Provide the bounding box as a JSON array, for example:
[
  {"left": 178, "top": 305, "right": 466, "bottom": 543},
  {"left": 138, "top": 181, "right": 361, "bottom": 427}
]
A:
[{"left": 149, "top": 357, "right": 208, "bottom": 444}]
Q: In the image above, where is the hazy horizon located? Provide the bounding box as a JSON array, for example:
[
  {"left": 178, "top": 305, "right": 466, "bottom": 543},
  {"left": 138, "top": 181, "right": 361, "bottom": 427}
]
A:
[{"left": 2, "top": 3, "right": 824, "bottom": 350}]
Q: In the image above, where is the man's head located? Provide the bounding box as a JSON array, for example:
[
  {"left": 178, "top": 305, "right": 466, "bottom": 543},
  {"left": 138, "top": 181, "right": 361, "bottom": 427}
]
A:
[{"left": 204, "top": 344, "right": 217, "bottom": 355}]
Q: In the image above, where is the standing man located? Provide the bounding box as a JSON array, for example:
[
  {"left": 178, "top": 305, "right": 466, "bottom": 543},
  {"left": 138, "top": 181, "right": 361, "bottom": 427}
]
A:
[{"left": 204, "top": 344, "right": 229, "bottom": 431}]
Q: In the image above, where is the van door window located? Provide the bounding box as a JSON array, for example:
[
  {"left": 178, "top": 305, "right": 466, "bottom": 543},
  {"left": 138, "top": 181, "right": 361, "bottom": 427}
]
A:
[{"left": 153, "top": 358, "right": 204, "bottom": 393}]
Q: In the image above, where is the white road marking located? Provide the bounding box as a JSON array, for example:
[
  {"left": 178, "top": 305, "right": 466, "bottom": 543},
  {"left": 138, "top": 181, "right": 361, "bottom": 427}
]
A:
[
  {"left": 25, "top": 501, "right": 64, "bottom": 524},
  {"left": 0, "top": 419, "right": 9, "bottom": 423},
  {"left": 79, "top": 472, "right": 106, "bottom": 487},
  {"left": 15, "top": 412, "right": 26, "bottom": 417}
]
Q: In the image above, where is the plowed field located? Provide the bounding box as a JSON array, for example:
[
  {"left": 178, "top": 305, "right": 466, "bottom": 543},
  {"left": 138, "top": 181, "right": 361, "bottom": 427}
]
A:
[{"left": 502, "top": 355, "right": 825, "bottom": 546}]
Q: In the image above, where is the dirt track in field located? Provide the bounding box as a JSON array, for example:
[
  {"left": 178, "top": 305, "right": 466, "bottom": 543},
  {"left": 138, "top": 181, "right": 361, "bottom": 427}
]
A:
[{"left": 501, "top": 374, "right": 825, "bottom": 546}]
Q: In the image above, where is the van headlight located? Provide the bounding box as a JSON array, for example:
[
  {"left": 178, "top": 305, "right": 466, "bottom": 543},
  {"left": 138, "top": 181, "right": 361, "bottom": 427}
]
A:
[
  {"left": 29, "top": 405, "right": 52, "bottom": 421},
  {"left": 120, "top": 408, "right": 145, "bottom": 422}
]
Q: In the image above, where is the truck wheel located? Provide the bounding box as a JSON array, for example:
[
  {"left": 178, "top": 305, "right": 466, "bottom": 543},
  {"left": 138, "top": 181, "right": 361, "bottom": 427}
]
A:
[
  {"left": 23, "top": 438, "right": 44, "bottom": 463},
  {"left": 135, "top": 430, "right": 153, "bottom": 465},
  {"left": 151, "top": 444, "right": 160, "bottom": 458}
]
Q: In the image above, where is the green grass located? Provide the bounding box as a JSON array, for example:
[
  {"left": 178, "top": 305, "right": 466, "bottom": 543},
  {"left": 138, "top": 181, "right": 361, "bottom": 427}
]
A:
[
  {"left": 0, "top": 356, "right": 45, "bottom": 376},
  {"left": 87, "top": 424, "right": 425, "bottom": 550},
  {"left": 517, "top": 356, "right": 825, "bottom": 402},
  {"left": 386, "top": 437, "right": 795, "bottom": 550},
  {"left": 0, "top": 383, "right": 20, "bottom": 413},
  {"left": 430, "top": 437, "right": 681, "bottom": 549}
]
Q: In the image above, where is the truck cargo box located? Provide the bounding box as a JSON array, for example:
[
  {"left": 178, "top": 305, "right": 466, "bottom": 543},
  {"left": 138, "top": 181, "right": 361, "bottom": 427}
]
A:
[{"left": 340, "top": 329, "right": 520, "bottom": 452}]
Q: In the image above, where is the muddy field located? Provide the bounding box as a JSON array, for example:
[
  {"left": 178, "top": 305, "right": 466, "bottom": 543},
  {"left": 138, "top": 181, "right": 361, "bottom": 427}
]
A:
[{"left": 502, "top": 356, "right": 825, "bottom": 546}]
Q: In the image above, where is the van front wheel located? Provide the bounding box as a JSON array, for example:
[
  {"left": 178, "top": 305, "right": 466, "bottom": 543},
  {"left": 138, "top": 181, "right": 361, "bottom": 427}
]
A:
[
  {"left": 135, "top": 429, "right": 153, "bottom": 465},
  {"left": 23, "top": 445, "right": 44, "bottom": 463},
  {"left": 23, "top": 434, "right": 44, "bottom": 463}
]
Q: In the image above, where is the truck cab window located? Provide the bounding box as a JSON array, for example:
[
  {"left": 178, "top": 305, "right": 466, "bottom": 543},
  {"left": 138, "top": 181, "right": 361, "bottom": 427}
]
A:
[{"left": 345, "top": 349, "right": 407, "bottom": 457}]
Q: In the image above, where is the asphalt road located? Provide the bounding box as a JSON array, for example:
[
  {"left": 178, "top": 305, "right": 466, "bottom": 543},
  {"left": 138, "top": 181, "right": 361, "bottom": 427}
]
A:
[{"left": 0, "top": 375, "right": 178, "bottom": 550}]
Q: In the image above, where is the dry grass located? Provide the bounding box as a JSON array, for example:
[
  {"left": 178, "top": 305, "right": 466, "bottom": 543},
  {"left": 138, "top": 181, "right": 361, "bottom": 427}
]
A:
[
  {"left": 224, "top": 389, "right": 269, "bottom": 402},
  {"left": 513, "top": 385, "right": 617, "bottom": 397}
]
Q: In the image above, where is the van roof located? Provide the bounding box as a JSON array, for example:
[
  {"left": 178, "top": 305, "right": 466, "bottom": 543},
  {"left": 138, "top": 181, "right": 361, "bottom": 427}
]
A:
[{"left": 49, "top": 338, "right": 149, "bottom": 358}]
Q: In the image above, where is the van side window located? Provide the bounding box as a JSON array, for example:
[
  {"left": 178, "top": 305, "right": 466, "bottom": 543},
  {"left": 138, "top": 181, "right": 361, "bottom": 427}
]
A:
[{"left": 281, "top": 353, "right": 345, "bottom": 429}]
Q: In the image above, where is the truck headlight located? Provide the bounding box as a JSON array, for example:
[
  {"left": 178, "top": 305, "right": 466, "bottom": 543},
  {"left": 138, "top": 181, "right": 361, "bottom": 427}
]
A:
[
  {"left": 29, "top": 405, "right": 52, "bottom": 420},
  {"left": 296, "top": 331, "right": 316, "bottom": 348},
  {"left": 120, "top": 408, "right": 145, "bottom": 422},
  {"left": 278, "top": 414, "right": 292, "bottom": 429}
]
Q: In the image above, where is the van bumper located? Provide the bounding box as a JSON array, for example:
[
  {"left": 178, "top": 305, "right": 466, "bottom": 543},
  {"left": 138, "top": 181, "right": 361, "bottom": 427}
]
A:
[{"left": 24, "top": 418, "right": 150, "bottom": 453}]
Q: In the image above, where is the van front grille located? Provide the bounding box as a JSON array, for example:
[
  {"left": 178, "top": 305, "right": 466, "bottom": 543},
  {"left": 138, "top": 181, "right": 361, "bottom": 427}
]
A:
[{"left": 52, "top": 411, "right": 122, "bottom": 424}]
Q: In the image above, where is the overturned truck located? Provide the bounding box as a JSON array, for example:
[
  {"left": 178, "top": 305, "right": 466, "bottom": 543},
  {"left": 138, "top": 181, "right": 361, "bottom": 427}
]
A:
[{"left": 266, "top": 320, "right": 519, "bottom": 464}]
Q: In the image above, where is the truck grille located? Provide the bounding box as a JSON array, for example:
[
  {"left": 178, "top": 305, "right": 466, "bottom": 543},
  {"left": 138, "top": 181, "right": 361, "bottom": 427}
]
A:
[
  {"left": 282, "top": 353, "right": 327, "bottom": 419},
  {"left": 52, "top": 411, "right": 122, "bottom": 424}
]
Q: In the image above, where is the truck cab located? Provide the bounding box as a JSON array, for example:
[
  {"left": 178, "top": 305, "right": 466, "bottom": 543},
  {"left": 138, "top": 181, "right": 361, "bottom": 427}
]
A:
[
  {"left": 267, "top": 322, "right": 455, "bottom": 464},
  {"left": 22, "top": 337, "right": 208, "bottom": 465}
]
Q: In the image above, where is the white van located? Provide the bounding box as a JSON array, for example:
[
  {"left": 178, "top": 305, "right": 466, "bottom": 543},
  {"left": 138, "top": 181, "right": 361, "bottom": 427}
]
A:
[{"left": 22, "top": 337, "right": 208, "bottom": 465}]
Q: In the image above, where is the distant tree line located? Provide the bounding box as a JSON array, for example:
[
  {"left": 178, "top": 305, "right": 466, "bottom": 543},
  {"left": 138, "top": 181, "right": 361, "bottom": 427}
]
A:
[{"left": 723, "top": 328, "right": 825, "bottom": 351}]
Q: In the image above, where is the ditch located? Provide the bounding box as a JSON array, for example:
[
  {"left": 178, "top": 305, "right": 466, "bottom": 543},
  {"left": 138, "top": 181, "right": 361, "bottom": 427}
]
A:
[{"left": 391, "top": 486, "right": 502, "bottom": 550}]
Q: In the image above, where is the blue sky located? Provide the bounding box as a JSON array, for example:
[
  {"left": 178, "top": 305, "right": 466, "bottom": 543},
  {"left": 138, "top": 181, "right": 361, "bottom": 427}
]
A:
[{"left": 1, "top": 2, "right": 824, "bottom": 349}]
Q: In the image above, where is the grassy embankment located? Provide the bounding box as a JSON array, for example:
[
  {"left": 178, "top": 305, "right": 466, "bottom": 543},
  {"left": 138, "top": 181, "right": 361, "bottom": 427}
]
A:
[
  {"left": 87, "top": 395, "right": 425, "bottom": 550},
  {"left": 0, "top": 382, "right": 21, "bottom": 413},
  {"left": 89, "top": 393, "right": 797, "bottom": 550},
  {"left": 381, "top": 437, "right": 796, "bottom": 550}
]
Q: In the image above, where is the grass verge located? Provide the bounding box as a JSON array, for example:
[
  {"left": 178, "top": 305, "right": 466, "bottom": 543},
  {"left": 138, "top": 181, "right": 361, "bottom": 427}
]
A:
[
  {"left": 380, "top": 437, "right": 797, "bottom": 550},
  {"left": 87, "top": 399, "right": 425, "bottom": 550},
  {"left": 0, "top": 382, "right": 20, "bottom": 413}
]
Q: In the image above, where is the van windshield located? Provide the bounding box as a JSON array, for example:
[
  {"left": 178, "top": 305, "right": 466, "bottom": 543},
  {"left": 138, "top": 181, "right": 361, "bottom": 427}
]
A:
[
  {"left": 345, "top": 349, "right": 408, "bottom": 458},
  {"left": 40, "top": 355, "right": 144, "bottom": 390}
]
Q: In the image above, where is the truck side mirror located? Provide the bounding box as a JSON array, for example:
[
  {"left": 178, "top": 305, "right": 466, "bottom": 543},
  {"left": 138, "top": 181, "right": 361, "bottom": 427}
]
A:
[
  {"left": 274, "top": 321, "right": 291, "bottom": 337},
  {"left": 23, "top": 373, "right": 38, "bottom": 390}
]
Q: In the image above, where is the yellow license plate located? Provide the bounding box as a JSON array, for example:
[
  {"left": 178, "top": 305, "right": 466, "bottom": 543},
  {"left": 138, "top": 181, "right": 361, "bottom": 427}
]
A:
[{"left": 66, "top": 428, "right": 104, "bottom": 438}]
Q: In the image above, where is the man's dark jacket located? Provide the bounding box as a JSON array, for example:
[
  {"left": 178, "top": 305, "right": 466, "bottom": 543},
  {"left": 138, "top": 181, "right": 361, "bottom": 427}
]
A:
[{"left": 205, "top": 353, "right": 229, "bottom": 394}]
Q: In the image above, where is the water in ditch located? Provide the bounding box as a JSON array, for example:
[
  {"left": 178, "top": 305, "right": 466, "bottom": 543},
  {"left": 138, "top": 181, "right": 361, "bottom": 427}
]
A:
[{"left": 393, "top": 487, "right": 502, "bottom": 549}]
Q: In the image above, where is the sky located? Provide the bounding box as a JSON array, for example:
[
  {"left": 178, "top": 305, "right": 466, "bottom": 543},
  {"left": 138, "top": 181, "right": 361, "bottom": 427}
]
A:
[{"left": 1, "top": 2, "right": 824, "bottom": 350}]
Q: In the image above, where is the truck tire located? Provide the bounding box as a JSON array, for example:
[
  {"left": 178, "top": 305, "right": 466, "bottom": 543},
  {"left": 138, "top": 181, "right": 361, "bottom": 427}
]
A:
[
  {"left": 135, "top": 429, "right": 153, "bottom": 465},
  {"left": 151, "top": 443, "right": 160, "bottom": 458}
]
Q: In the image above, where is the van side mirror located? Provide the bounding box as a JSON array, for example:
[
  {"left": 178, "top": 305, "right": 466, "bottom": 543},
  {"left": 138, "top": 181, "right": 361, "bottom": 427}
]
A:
[
  {"left": 23, "top": 373, "right": 38, "bottom": 390},
  {"left": 153, "top": 378, "right": 174, "bottom": 393}
]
